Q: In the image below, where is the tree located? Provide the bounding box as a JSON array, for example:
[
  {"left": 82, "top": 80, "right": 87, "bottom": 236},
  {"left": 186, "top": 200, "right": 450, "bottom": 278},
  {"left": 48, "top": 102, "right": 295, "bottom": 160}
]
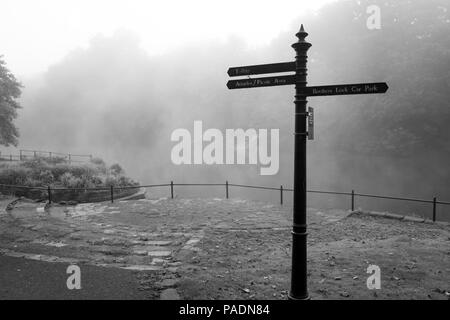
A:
[{"left": 0, "top": 55, "right": 22, "bottom": 146}]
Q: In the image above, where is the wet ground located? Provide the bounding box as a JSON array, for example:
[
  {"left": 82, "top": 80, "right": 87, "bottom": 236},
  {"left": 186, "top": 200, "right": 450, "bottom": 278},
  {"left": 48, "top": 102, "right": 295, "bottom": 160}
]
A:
[{"left": 0, "top": 195, "right": 449, "bottom": 300}]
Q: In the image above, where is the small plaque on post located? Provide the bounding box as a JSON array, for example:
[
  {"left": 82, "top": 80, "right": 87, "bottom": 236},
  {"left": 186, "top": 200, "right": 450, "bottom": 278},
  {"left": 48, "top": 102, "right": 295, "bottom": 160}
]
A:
[{"left": 308, "top": 107, "right": 314, "bottom": 140}]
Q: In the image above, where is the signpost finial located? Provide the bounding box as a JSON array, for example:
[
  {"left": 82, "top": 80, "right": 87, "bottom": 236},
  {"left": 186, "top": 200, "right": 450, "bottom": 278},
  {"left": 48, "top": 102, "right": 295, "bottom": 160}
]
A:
[
  {"left": 293, "top": 24, "right": 311, "bottom": 51},
  {"left": 295, "top": 24, "right": 309, "bottom": 42}
]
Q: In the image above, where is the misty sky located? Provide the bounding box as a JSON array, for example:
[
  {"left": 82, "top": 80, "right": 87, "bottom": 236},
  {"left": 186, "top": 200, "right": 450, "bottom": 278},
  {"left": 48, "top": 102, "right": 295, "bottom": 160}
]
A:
[{"left": 1, "top": 0, "right": 335, "bottom": 77}]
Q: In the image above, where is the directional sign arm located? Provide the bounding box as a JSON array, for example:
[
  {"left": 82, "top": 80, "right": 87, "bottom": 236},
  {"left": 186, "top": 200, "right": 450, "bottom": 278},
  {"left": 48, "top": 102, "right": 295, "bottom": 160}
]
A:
[
  {"left": 227, "top": 62, "right": 296, "bottom": 77},
  {"left": 302, "top": 82, "right": 388, "bottom": 97},
  {"left": 227, "top": 75, "right": 296, "bottom": 89},
  {"left": 227, "top": 78, "right": 389, "bottom": 93}
]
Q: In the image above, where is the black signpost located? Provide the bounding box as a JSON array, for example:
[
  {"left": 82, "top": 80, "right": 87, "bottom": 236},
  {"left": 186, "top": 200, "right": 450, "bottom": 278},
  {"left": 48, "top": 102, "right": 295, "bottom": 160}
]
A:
[{"left": 226, "top": 25, "right": 389, "bottom": 300}]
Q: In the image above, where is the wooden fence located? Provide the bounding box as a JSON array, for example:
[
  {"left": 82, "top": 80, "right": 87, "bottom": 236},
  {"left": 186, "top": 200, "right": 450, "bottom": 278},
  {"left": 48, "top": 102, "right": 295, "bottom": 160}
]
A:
[{"left": 0, "top": 149, "right": 93, "bottom": 163}]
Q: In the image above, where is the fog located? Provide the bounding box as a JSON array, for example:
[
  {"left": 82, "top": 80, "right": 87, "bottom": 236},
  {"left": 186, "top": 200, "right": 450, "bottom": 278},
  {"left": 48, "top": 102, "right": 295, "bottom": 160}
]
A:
[{"left": 4, "top": 0, "right": 450, "bottom": 219}]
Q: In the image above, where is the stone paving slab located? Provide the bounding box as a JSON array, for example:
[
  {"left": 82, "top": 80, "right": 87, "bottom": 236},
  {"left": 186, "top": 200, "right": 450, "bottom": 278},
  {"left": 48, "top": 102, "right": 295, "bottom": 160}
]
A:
[
  {"left": 0, "top": 198, "right": 295, "bottom": 278},
  {"left": 160, "top": 288, "right": 180, "bottom": 300},
  {"left": 403, "top": 216, "right": 425, "bottom": 223},
  {"left": 385, "top": 213, "right": 405, "bottom": 220}
]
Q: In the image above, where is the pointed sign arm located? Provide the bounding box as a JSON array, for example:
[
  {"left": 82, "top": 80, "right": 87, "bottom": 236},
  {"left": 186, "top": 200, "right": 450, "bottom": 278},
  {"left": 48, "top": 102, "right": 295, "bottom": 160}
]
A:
[
  {"left": 227, "top": 62, "right": 296, "bottom": 77},
  {"left": 227, "top": 75, "right": 296, "bottom": 89},
  {"left": 302, "top": 82, "right": 389, "bottom": 96}
]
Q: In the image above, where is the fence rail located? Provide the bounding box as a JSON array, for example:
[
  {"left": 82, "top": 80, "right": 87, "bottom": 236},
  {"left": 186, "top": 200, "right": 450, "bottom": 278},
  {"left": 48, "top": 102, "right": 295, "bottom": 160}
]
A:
[
  {"left": 0, "top": 149, "right": 93, "bottom": 163},
  {"left": 0, "top": 181, "right": 448, "bottom": 222}
]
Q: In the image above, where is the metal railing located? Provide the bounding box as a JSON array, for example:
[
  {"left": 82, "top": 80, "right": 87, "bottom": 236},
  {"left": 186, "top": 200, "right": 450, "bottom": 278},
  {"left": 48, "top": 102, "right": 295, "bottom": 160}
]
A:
[
  {"left": 1, "top": 181, "right": 448, "bottom": 222},
  {"left": 0, "top": 149, "right": 93, "bottom": 163}
]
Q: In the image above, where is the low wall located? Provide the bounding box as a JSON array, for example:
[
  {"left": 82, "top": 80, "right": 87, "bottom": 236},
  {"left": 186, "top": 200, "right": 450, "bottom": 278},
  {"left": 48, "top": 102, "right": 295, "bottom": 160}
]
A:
[
  {"left": 0, "top": 185, "right": 141, "bottom": 203},
  {"left": 0, "top": 186, "right": 45, "bottom": 200},
  {"left": 51, "top": 187, "right": 138, "bottom": 203}
]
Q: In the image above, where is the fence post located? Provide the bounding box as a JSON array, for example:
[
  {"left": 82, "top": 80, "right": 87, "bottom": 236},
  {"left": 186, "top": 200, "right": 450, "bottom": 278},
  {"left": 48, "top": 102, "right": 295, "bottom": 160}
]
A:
[
  {"left": 48, "top": 186, "right": 52, "bottom": 204},
  {"left": 111, "top": 185, "right": 114, "bottom": 203},
  {"left": 280, "top": 185, "right": 283, "bottom": 205},
  {"left": 351, "top": 190, "right": 355, "bottom": 211},
  {"left": 226, "top": 181, "right": 229, "bottom": 199},
  {"left": 170, "top": 181, "right": 174, "bottom": 199},
  {"left": 10, "top": 155, "right": 12, "bottom": 161},
  {"left": 19, "top": 150, "right": 22, "bottom": 161},
  {"left": 68, "top": 154, "right": 71, "bottom": 164},
  {"left": 432, "top": 197, "right": 437, "bottom": 222}
]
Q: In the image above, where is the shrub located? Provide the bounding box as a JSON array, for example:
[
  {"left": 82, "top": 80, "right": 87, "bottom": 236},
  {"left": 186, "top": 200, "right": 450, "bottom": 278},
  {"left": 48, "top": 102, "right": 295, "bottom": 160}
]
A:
[
  {"left": 51, "top": 164, "right": 73, "bottom": 180},
  {"left": 90, "top": 157, "right": 106, "bottom": 166},
  {"left": 117, "top": 176, "right": 138, "bottom": 186},
  {"left": 79, "top": 175, "right": 95, "bottom": 189},
  {"left": 59, "top": 172, "right": 94, "bottom": 189},
  {"left": 110, "top": 164, "right": 124, "bottom": 175},
  {"left": 60, "top": 172, "right": 76, "bottom": 188},
  {"left": 51, "top": 163, "right": 96, "bottom": 180},
  {"left": 23, "top": 177, "right": 41, "bottom": 187},
  {"left": 38, "top": 170, "right": 55, "bottom": 185},
  {"left": 103, "top": 176, "right": 118, "bottom": 187},
  {"left": 90, "top": 157, "right": 108, "bottom": 174},
  {"left": 0, "top": 155, "right": 137, "bottom": 194},
  {"left": 45, "top": 156, "right": 67, "bottom": 165},
  {"left": 21, "top": 158, "right": 46, "bottom": 170},
  {"left": 66, "top": 164, "right": 91, "bottom": 178},
  {"left": 90, "top": 175, "right": 103, "bottom": 185},
  {"left": 0, "top": 167, "right": 31, "bottom": 185}
]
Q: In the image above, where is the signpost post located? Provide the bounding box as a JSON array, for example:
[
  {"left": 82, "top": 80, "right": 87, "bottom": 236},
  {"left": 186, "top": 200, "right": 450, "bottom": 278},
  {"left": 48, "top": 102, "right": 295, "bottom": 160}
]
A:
[{"left": 226, "top": 24, "right": 389, "bottom": 300}]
